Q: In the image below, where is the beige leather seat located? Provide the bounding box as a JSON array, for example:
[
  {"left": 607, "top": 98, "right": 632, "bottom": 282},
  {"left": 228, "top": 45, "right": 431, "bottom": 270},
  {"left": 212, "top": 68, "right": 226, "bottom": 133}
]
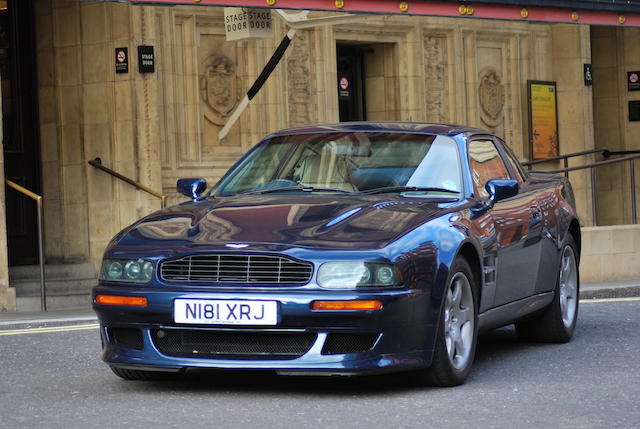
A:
[{"left": 298, "top": 148, "right": 356, "bottom": 192}]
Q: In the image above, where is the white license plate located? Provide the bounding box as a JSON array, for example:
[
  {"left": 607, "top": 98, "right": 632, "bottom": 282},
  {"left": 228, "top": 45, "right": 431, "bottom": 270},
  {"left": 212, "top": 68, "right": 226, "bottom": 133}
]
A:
[{"left": 174, "top": 299, "right": 278, "bottom": 325}]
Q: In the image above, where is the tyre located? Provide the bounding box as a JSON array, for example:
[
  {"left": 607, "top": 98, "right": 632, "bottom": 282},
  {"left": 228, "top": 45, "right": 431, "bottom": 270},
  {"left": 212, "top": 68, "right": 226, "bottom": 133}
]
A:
[
  {"left": 516, "top": 235, "right": 579, "bottom": 343},
  {"left": 419, "top": 257, "right": 478, "bottom": 387},
  {"left": 110, "top": 366, "right": 183, "bottom": 381}
]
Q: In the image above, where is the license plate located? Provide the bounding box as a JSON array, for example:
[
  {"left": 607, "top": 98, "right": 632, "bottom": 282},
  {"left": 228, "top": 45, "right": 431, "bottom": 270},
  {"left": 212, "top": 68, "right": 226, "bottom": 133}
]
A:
[{"left": 174, "top": 299, "right": 278, "bottom": 325}]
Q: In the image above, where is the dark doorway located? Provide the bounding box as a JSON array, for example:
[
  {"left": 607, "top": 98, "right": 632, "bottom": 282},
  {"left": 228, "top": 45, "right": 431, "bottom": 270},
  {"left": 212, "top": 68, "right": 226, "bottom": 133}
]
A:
[
  {"left": 337, "top": 45, "right": 366, "bottom": 122},
  {"left": 1, "top": 0, "right": 41, "bottom": 266}
]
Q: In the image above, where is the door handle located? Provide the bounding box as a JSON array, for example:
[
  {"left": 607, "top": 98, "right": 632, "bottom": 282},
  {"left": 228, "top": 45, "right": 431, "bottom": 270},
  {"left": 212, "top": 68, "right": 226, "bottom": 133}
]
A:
[{"left": 529, "top": 206, "right": 542, "bottom": 226}]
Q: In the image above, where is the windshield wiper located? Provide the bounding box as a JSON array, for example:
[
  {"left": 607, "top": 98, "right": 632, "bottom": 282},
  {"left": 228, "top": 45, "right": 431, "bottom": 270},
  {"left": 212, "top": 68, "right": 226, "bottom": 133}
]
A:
[
  {"left": 246, "top": 185, "right": 354, "bottom": 195},
  {"left": 360, "top": 186, "right": 460, "bottom": 195}
]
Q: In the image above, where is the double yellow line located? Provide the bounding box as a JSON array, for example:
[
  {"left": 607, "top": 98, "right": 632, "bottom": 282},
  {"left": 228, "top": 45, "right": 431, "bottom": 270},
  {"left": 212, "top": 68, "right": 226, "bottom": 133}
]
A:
[
  {"left": 580, "top": 297, "right": 640, "bottom": 304},
  {"left": 0, "top": 323, "right": 99, "bottom": 336}
]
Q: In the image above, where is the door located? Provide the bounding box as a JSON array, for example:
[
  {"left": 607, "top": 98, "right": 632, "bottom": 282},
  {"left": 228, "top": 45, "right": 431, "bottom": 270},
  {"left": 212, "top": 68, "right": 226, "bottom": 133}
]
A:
[
  {"left": 337, "top": 45, "right": 366, "bottom": 122},
  {"left": 468, "top": 138, "right": 542, "bottom": 306},
  {"left": 1, "top": 0, "right": 41, "bottom": 266}
]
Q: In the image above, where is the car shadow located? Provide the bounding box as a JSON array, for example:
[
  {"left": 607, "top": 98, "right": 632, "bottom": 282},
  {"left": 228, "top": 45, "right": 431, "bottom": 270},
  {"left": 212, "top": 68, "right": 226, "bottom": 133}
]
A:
[{"left": 111, "top": 324, "right": 570, "bottom": 395}]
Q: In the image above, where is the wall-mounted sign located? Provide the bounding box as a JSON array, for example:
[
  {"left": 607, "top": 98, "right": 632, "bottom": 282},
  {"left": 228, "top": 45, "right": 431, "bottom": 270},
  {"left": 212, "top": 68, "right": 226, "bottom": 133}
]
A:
[
  {"left": 528, "top": 81, "right": 559, "bottom": 160},
  {"left": 115, "top": 47, "right": 128, "bottom": 74},
  {"left": 628, "top": 71, "right": 640, "bottom": 91},
  {"left": 630, "top": 101, "right": 640, "bottom": 122},
  {"left": 338, "top": 76, "right": 350, "bottom": 98},
  {"left": 224, "top": 8, "right": 273, "bottom": 41},
  {"left": 584, "top": 64, "right": 593, "bottom": 86},
  {"left": 138, "top": 45, "right": 155, "bottom": 73}
]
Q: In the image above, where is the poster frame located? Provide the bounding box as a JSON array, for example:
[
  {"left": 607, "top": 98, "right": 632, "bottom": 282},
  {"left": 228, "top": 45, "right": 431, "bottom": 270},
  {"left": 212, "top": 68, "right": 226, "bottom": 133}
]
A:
[{"left": 528, "top": 80, "right": 559, "bottom": 160}]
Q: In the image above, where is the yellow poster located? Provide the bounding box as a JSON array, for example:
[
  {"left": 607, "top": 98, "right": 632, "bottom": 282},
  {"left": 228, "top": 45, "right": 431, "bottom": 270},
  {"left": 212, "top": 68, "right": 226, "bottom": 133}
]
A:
[{"left": 529, "top": 81, "right": 559, "bottom": 159}]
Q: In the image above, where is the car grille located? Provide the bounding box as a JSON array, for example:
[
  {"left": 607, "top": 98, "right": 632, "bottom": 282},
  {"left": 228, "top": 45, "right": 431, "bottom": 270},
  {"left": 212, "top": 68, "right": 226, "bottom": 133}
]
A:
[
  {"left": 152, "top": 329, "right": 317, "bottom": 360},
  {"left": 160, "top": 253, "right": 313, "bottom": 285}
]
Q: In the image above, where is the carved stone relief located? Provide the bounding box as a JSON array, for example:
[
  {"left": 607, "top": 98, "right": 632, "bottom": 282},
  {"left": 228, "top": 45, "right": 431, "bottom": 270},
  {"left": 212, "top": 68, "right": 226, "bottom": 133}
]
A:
[
  {"left": 199, "top": 55, "right": 239, "bottom": 125},
  {"left": 424, "top": 35, "right": 446, "bottom": 122},
  {"left": 478, "top": 67, "right": 505, "bottom": 127},
  {"left": 287, "top": 31, "right": 312, "bottom": 126}
]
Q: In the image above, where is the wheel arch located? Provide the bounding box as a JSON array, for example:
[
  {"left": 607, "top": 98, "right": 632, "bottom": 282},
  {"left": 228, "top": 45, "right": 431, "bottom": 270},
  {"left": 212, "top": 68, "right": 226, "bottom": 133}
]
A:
[
  {"left": 568, "top": 218, "right": 581, "bottom": 261},
  {"left": 456, "top": 242, "right": 483, "bottom": 305}
]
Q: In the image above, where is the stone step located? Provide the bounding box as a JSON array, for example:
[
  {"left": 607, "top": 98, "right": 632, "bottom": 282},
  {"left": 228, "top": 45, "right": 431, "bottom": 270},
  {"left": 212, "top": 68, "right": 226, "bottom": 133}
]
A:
[
  {"left": 16, "top": 295, "right": 92, "bottom": 312},
  {"left": 9, "top": 262, "right": 96, "bottom": 281},
  {"left": 9, "top": 262, "right": 97, "bottom": 298}
]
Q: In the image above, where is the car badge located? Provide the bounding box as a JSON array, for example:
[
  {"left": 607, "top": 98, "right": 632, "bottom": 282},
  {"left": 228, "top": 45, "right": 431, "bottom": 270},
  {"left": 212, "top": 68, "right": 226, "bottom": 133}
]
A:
[{"left": 226, "top": 243, "right": 249, "bottom": 249}]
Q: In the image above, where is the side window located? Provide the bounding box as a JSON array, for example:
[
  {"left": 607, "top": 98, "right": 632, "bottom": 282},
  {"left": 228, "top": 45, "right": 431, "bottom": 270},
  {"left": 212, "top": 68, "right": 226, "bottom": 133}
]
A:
[
  {"left": 468, "top": 139, "right": 511, "bottom": 199},
  {"left": 496, "top": 138, "right": 527, "bottom": 184}
]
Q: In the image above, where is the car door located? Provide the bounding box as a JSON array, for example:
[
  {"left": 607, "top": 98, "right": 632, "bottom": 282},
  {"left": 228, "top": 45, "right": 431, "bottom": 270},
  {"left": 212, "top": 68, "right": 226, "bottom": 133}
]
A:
[
  {"left": 496, "top": 138, "right": 558, "bottom": 295},
  {"left": 467, "top": 138, "right": 542, "bottom": 307}
]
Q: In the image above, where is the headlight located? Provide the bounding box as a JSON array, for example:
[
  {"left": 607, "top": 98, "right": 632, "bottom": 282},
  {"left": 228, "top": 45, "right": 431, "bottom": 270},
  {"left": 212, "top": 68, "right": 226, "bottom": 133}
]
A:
[
  {"left": 317, "top": 261, "right": 401, "bottom": 289},
  {"left": 100, "top": 259, "right": 154, "bottom": 283}
]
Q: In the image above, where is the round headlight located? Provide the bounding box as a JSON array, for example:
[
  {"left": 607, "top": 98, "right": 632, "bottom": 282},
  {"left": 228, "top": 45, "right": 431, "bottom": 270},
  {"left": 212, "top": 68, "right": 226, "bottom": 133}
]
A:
[
  {"left": 124, "top": 261, "right": 141, "bottom": 280},
  {"left": 360, "top": 266, "right": 372, "bottom": 283},
  {"left": 142, "top": 261, "right": 154, "bottom": 281},
  {"left": 376, "top": 266, "right": 395, "bottom": 285},
  {"left": 107, "top": 261, "right": 123, "bottom": 279}
]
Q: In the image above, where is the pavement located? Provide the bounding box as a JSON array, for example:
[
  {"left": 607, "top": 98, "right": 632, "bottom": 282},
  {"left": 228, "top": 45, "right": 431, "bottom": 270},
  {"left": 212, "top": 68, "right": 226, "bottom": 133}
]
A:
[{"left": 0, "top": 279, "right": 638, "bottom": 330}]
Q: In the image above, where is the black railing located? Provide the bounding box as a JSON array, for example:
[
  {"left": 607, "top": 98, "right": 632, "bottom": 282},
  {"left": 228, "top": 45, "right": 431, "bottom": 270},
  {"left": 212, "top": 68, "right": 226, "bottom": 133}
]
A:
[{"left": 523, "top": 148, "right": 639, "bottom": 225}]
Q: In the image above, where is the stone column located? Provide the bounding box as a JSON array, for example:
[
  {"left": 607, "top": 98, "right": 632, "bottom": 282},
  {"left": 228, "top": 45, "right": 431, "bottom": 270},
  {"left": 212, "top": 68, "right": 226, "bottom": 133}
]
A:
[
  {"left": 0, "top": 74, "right": 16, "bottom": 311},
  {"left": 551, "top": 24, "right": 595, "bottom": 226}
]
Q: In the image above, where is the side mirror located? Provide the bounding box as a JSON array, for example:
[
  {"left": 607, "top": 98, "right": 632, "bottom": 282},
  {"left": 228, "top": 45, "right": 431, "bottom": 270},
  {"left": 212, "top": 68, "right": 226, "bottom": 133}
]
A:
[
  {"left": 485, "top": 179, "right": 519, "bottom": 207},
  {"left": 177, "top": 178, "right": 207, "bottom": 200}
]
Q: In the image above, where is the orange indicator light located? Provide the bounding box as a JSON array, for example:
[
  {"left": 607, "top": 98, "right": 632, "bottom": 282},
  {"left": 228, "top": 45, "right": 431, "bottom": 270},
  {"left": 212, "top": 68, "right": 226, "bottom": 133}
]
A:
[
  {"left": 311, "top": 300, "right": 383, "bottom": 311},
  {"left": 96, "top": 294, "right": 148, "bottom": 307}
]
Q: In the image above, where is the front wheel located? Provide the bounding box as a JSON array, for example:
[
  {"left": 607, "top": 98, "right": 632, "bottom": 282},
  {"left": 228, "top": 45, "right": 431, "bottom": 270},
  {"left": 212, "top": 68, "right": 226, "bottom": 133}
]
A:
[
  {"left": 516, "top": 236, "right": 579, "bottom": 343},
  {"left": 418, "top": 257, "right": 478, "bottom": 387}
]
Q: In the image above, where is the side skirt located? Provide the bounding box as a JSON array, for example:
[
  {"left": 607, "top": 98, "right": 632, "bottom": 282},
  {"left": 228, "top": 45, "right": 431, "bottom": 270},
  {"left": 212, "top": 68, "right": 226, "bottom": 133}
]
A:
[{"left": 477, "top": 292, "right": 554, "bottom": 333}]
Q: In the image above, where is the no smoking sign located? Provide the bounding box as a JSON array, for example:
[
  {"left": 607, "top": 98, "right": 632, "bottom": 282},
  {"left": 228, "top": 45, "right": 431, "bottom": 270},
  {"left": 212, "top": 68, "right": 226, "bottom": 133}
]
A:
[
  {"left": 115, "top": 48, "right": 129, "bottom": 74},
  {"left": 338, "top": 76, "right": 350, "bottom": 98},
  {"left": 628, "top": 71, "right": 640, "bottom": 91}
]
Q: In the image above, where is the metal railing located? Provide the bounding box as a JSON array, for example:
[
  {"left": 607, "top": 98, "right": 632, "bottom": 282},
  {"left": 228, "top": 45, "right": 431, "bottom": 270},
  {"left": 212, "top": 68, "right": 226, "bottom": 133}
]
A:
[
  {"left": 524, "top": 149, "right": 640, "bottom": 225},
  {"left": 88, "top": 158, "right": 167, "bottom": 208},
  {"left": 521, "top": 149, "right": 608, "bottom": 177},
  {"left": 5, "top": 179, "right": 46, "bottom": 311}
]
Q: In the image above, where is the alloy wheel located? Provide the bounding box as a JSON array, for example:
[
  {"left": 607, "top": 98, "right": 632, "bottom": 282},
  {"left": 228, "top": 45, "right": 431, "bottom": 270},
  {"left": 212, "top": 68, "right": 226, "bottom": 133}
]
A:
[
  {"left": 444, "top": 272, "right": 475, "bottom": 370},
  {"left": 559, "top": 245, "right": 578, "bottom": 328}
]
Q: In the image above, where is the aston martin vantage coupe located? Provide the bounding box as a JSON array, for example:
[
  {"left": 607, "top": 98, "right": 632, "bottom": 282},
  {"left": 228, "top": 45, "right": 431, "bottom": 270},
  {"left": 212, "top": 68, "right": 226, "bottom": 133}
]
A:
[{"left": 93, "top": 122, "right": 580, "bottom": 386}]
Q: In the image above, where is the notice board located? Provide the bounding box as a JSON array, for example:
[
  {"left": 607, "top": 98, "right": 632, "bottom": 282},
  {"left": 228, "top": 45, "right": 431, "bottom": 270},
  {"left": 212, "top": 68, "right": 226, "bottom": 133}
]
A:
[{"left": 528, "top": 81, "right": 559, "bottom": 160}]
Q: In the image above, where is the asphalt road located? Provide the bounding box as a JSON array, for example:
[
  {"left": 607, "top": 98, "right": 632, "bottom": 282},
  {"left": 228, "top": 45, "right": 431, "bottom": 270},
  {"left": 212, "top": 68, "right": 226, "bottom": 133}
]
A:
[{"left": 1, "top": 298, "right": 639, "bottom": 429}]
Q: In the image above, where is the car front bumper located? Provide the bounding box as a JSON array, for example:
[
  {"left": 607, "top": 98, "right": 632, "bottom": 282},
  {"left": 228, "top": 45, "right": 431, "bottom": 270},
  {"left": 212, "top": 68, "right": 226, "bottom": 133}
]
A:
[{"left": 92, "top": 284, "right": 437, "bottom": 375}]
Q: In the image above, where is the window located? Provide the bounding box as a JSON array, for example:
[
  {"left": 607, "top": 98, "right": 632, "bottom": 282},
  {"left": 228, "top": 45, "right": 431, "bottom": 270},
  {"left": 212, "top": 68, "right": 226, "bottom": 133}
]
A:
[
  {"left": 215, "top": 132, "right": 462, "bottom": 196},
  {"left": 468, "top": 139, "right": 511, "bottom": 199},
  {"left": 496, "top": 138, "right": 527, "bottom": 184}
]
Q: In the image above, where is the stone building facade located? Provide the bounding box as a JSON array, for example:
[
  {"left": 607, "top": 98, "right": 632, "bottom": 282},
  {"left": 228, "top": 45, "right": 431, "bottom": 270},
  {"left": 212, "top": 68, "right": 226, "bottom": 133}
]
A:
[{"left": 0, "top": 0, "right": 639, "bottom": 310}]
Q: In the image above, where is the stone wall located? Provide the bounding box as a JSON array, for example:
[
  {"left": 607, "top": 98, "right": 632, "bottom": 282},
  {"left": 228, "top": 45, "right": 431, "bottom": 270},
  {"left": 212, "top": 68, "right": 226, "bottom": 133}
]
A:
[
  {"left": 0, "top": 94, "right": 15, "bottom": 311},
  {"left": 591, "top": 26, "right": 640, "bottom": 226},
  {"left": 581, "top": 225, "right": 640, "bottom": 282},
  {"left": 36, "top": 0, "right": 163, "bottom": 273}
]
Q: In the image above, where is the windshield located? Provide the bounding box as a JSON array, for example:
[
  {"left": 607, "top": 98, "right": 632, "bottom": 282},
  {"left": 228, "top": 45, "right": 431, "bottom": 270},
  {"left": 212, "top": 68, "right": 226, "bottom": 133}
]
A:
[{"left": 214, "top": 132, "right": 462, "bottom": 197}]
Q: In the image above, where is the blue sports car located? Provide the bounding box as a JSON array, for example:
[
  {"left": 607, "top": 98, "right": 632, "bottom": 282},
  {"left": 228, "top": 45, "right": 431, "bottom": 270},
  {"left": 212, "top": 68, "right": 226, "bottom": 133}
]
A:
[{"left": 93, "top": 122, "right": 580, "bottom": 386}]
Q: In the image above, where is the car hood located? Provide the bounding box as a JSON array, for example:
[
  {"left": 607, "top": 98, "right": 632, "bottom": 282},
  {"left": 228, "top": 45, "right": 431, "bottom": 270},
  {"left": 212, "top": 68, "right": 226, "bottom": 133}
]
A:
[{"left": 109, "top": 194, "right": 456, "bottom": 256}]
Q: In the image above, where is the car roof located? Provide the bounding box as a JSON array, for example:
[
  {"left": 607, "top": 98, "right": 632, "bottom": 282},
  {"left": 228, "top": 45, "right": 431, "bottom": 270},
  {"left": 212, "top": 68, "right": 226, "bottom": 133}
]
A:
[{"left": 269, "top": 122, "right": 491, "bottom": 138}]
